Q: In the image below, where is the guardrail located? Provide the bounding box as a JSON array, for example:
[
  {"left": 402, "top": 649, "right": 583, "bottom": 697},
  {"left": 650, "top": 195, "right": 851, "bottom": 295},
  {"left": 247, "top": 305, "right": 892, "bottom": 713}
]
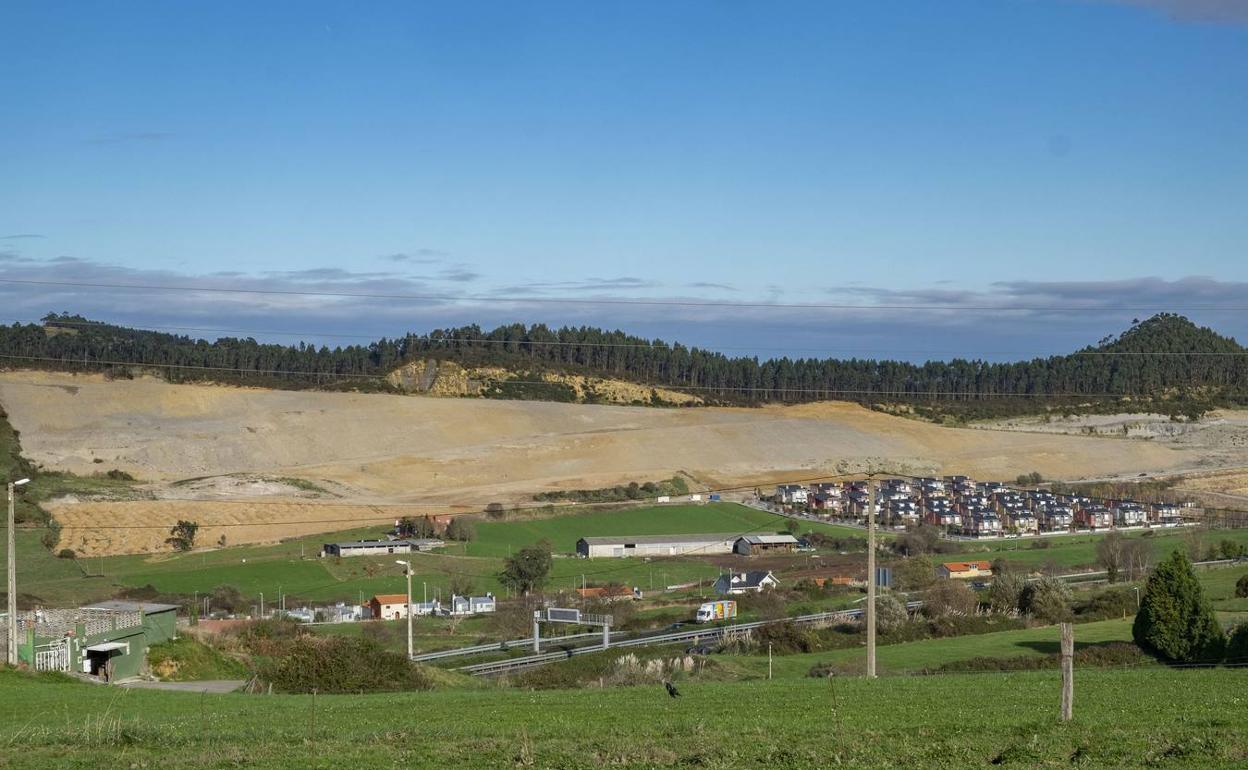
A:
[
  {"left": 410, "top": 631, "right": 607, "bottom": 662},
  {"left": 459, "top": 603, "right": 923, "bottom": 676}
]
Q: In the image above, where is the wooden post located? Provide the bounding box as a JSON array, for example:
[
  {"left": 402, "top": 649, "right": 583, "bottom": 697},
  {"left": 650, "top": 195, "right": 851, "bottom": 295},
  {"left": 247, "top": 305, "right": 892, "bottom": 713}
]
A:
[{"left": 1059, "top": 622, "right": 1073, "bottom": 722}]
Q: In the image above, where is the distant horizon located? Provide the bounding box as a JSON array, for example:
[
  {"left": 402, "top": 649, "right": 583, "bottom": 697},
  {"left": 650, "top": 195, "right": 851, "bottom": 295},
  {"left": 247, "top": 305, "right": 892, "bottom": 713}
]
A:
[{"left": 12, "top": 307, "right": 1238, "bottom": 367}]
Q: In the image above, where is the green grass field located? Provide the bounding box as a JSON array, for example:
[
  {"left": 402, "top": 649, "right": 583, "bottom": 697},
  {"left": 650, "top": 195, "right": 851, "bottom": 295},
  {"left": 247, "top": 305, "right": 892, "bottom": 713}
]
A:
[
  {"left": 941, "top": 528, "right": 1248, "bottom": 572},
  {"left": 2, "top": 666, "right": 1244, "bottom": 769}
]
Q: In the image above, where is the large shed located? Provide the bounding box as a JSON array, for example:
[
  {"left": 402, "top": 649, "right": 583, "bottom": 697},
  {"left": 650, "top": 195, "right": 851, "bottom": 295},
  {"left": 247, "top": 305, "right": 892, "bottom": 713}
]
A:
[
  {"left": 575, "top": 533, "right": 739, "bottom": 558},
  {"left": 733, "top": 534, "right": 799, "bottom": 556}
]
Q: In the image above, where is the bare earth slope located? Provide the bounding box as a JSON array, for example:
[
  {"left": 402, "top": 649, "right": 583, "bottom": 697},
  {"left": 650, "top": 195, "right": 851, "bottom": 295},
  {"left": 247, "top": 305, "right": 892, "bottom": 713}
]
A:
[{"left": 0, "top": 371, "right": 1224, "bottom": 555}]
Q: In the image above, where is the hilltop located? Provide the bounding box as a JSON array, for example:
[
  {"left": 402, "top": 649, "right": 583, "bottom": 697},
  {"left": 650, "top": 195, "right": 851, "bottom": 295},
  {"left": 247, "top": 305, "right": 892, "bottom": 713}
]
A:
[{"left": 3, "top": 312, "right": 1245, "bottom": 417}]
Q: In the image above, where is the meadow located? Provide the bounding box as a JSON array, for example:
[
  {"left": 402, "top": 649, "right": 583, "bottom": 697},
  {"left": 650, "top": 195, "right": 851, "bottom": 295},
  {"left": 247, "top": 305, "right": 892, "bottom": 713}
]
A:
[{"left": 1, "top": 666, "right": 1244, "bottom": 769}]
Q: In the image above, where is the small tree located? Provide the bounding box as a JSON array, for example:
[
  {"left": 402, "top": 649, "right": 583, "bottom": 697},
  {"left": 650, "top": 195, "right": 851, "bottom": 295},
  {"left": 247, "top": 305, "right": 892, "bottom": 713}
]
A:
[
  {"left": 893, "top": 555, "right": 936, "bottom": 592},
  {"left": 875, "top": 594, "right": 909, "bottom": 634},
  {"left": 498, "top": 543, "right": 553, "bottom": 596},
  {"left": 1133, "top": 550, "right": 1225, "bottom": 663},
  {"left": 987, "top": 570, "right": 1026, "bottom": 614},
  {"left": 1235, "top": 574, "right": 1248, "bottom": 600},
  {"left": 166, "top": 520, "right": 199, "bottom": 552},
  {"left": 922, "top": 580, "right": 978, "bottom": 619},
  {"left": 444, "top": 517, "right": 476, "bottom": 542},
  {"left": 1122, "top": 538, "right": 1152, "bottom": 581},
  {"left": 1095, "top": 531, "right": 1125, "bottom": 583},
  {"left": 397, "top": 516, "right": 438, "bottom": 539},
  {"left": 1019, "top": 577, "right": 1072, "bottom": 624},
  {"left": 1226, "top": 624, "right": 1248, "bottom": 664}
]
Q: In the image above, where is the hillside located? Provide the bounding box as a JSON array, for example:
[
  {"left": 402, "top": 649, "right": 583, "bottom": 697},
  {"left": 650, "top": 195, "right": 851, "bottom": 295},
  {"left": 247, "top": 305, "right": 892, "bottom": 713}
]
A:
[
  {"left": 0, "top": 370, "right": 1223, "bottom": 555},
  {"left": 2, "top": 313, "right": 1245, "bottom": 416}
]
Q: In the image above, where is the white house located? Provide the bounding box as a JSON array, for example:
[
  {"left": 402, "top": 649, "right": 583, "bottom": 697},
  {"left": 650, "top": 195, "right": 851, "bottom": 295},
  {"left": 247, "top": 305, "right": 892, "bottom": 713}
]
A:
[
  {"left": 776, "top": 484, "right": 808, "bottom": 505},
  {"left": 713, "top": 570, "right": 780, "bottom": 595}
]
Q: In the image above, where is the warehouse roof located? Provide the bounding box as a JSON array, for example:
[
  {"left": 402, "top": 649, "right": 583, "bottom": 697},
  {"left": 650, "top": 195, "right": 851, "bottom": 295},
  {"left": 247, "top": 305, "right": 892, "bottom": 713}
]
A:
[
  {"left": 82, "top": 600, "right": 180, "bottom": 614},
  {"left": 737, "top": 534, "right": 799, "bottom": 545},
  {"left": 577, "top": 533, "right": 740, "bottom": 546}
]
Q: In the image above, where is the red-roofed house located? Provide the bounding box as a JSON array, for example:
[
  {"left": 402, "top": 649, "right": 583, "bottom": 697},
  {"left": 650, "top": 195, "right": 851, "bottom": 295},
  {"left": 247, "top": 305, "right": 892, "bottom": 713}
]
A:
[{"left": 936, "top": 561, "right": 993, "bottom": 580}]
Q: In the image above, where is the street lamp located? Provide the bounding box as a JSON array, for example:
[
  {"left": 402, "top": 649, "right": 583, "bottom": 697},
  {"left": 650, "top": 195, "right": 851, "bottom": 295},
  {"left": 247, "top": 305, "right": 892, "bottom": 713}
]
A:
[
  {"left": 396, "top": 560, "right": 413, "bottom": 660},
  {"left": 1133, "top": 586, "right": 1141, "bottom": 611},
  {"left": 7, "top": 478, "right": 30, "bottom": 666}
]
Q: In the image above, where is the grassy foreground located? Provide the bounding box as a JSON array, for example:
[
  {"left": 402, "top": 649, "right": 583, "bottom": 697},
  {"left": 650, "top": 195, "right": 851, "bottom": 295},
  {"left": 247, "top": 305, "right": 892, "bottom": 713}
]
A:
[{"left": 1, "top": 667, "right": 1245, "bottom": 769}]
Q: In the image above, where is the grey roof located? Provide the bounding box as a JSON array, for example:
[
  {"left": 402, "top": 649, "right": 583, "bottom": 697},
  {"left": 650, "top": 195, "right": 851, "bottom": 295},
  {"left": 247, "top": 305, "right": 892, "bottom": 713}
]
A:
[
  {"left": 718, "top": 570, "right": 778, "bottom": 588},
  {"left": 738, "top": 534, "right": 799, "bottom": 545},
  {"left": 83, "top": 599, "right": 180, "bottom": 614},
  {"left": 578, "top": 533, "right": 739, "bottom": 546},
  {"left": 328, "top": 539, "right": 416, "bottom": 548}
]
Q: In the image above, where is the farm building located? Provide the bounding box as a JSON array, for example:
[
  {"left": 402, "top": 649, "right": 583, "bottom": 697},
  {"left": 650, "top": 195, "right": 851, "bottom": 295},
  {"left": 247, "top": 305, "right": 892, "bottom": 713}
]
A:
[
  {"left": 713, "top": 570, "right": 780, "bottom": 595},
  {"left": 321, "top": 539, "right": 444, "bottom": 558},
  {"left": 936, "top": 561, "right": 993, "bottom": 580},
  {"left": 733, "top": 534, "right": 799, "bottom": 555},
  {"left": 11, "top": 601, "right": 179, "bottom": 681},
  {"left": 575, "top": 533, "right": 738, "bottom": 558},
  {"left": 369, "top": 594, "right": 410, "bottom": 620}
]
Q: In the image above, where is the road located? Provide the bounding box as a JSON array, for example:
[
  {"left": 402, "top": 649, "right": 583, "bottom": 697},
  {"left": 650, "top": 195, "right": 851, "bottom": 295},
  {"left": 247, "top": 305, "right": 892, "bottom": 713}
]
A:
[{"left": 119, "top": 679, "right": 244, "bottom": 694}]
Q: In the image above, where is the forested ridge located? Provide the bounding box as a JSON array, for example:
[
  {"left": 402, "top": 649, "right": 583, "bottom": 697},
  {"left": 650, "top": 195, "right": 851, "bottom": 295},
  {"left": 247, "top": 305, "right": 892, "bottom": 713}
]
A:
[{"left": 1, "top": 313, "right": 1245, "bottom": 416}]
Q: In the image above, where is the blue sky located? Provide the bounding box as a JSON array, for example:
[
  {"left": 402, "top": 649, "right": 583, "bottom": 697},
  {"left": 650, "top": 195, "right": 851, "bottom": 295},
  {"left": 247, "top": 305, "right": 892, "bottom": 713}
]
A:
[{"left": 2, "top": 0, "right": 1246, "bottom": 360}]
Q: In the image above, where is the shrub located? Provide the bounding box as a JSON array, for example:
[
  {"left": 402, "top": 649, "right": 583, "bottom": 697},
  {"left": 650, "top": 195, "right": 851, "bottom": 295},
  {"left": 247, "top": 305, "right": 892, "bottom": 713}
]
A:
[
  {"left": 987, "top": 571, "right": 1026, "bottom": 614},
  {"left": 1133, "top": 550, "right": 1225, "bottom": 663},
  {"left": 1073, "top": 586, "right": 1136, "bottom": 622},
  {"left": 1226, "top": 625, "right": 1248, "bottom": 665},
  {"left": 739, "top": 589, "right": 786, "bottom": 620},
  {"left": 56, "top": 548, "right": 76, "bottom": 559},
  {"left": 1019, "top": 577, "right": 1073, "bottom": 624},
  {"left": 1231, "top": 574, "right": 1248, "bottom": 600},
  {"left": 105, "top": 469, "right": 135, "bottom": 481},
  {"left": 258, "top": 636, "right": 433, "bottom": 693},
  {"left": 755, "top": 621, "right": 820, "bottom": 654},
  {"left": 874, "top": 594, "right": 910, "bottom": 634},
  {"left": 922, "top": 580, "right": 978, "bottom": 619}
]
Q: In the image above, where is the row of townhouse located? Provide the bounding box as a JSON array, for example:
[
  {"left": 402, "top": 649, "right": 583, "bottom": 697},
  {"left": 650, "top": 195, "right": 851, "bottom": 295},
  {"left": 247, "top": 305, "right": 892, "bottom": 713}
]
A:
[{"left": 775, "top": 476, "right": 1187, "bottom": 536}]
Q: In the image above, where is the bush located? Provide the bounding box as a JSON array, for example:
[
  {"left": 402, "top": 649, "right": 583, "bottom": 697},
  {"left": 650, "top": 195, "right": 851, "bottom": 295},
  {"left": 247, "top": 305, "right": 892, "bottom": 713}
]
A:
[
  {"left": 1235, "top": 574, "right": 1248, "bottom": 600},
  {"left": 755, "top": 621, "right": 820, "bottom": 654},
  {"left": 1073, "top": 586, "right": 1137, "bottom": 622},
  {"left": 927, "top": 642, "right": 1145, "bottom": 674},
  {"left": 258, "top": 636, "right": 433, "bottom": 693},
  {"left": 1226, "top": 625, "right": 1248, "bottom": 665},
  {"left": 1019, "top": 577, "right": 1073, "bottom": 624},
  {"left": 874, "top": 594, "right": 910, "bottom": 634},
  {"left": 987, "top": 571, "right": 1025, "bottom": 614},
  {"left": 739, "top": 589, "right": 786, "bottom": 620},
  {"left": 1133, "top": 550, "right": 1225, "bottom": 663},
  {"left": 56, "top": 548, "right": 76, "bottom": 559},
  {"left": 922, "top": 580, "right": 978, "bottom": 619},
  {"left": 105, "top": 469, "right": 135, "bottom": 481}
]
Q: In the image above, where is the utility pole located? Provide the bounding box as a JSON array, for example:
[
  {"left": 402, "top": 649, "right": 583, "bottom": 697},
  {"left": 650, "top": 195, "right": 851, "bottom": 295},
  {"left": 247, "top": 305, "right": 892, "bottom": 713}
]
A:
[
  {"left": 396, "top": 560, "right": 413, "bottom": 659},
  {"left": 259, "top": 592, "right": 264, "bottom": 618},
  {"left": 7, "top": 478, "right": 31, "bottom": 666},
  {"left": 866, "top": 475, "right": 877, "bottom": 679}
]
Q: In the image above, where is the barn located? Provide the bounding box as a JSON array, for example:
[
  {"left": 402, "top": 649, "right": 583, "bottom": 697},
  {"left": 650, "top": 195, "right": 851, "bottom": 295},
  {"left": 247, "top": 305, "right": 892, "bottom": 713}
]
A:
[{"left": 575, "top": 533, "right": 738, "bottom": 558}]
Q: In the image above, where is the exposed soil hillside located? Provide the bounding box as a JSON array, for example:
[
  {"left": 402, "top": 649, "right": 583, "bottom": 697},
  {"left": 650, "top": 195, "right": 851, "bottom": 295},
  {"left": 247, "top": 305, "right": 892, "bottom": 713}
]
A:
[{"left": 1, "top": 371, "right": 1232, "bottom": 555}]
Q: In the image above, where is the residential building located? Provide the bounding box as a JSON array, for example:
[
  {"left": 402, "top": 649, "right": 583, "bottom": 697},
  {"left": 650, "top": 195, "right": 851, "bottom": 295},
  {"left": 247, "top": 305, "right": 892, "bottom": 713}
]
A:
[
  {"left": 369, "top": 594, "right": 410, "bottom": 620},
  {"left": 713, "top": 571, "right": 780, "bottom": 595},
  {"left": 776, "top": 484, "right": 809, "bottom": 505},
  {"left": 936, "top": 561, "right": 994, "bottom": 580}
]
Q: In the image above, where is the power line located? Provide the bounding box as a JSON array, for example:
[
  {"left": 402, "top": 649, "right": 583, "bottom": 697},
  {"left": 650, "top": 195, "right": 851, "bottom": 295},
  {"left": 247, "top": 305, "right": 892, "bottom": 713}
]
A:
[
  {"left": 6, "top": 277, "right": 1248, "bottom": 312},
  {"left": 20, "top": 317, "right": 1248, "bottom": 357}
]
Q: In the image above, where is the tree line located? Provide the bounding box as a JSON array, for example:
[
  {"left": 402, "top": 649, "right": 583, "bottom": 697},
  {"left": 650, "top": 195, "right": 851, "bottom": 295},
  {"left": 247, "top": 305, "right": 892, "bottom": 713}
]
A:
[{"left": 3, "top": 312, "right": 1245, "bottom": 415}]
